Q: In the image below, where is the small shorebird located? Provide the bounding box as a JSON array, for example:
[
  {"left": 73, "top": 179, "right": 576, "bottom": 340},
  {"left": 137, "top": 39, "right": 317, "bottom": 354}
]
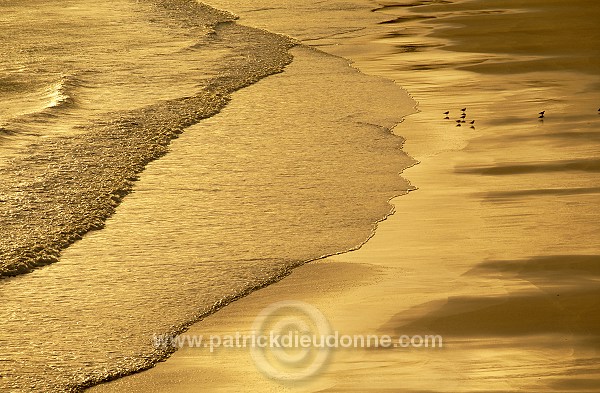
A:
[
  {"left": 461, "top": 107, "right": 466, "bottom": 112},
  {"left": 460, "top": 113, "right": 466, "bottom": 119},
  {"left": 456, "top": 123, "right": 461, "bottom": 127},
  {"left": 443, "top": 111, "right": 450, "bottom": 115},
  {"left": 539, "top": 111, "right": 545, "bottom": 116},
  {"left": 456, "top": 120, "right": 462, "bottom": 123},
  {"left": 461, "top": 120, "right": 466, "bottom": 123},
  {"left": 470, "top": 120, "right": 475, "bottom": 125}
]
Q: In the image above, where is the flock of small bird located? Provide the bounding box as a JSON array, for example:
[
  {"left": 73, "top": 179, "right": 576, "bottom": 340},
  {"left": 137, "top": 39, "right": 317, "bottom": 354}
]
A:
[
  {"left": 443, "top": 108, "right": 600, "bottom": 126},
  {"left": 443, "top": 108, "right": 475, "bottom": 128}
]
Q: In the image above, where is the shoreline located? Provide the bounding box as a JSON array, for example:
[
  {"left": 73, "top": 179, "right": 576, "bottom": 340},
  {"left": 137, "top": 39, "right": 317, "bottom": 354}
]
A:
[
  {"left": 90, "top": 0, "right": 600, "bottom": 391},
  {"left": 86, "top": 63, "right": 457, "bottom": 392},
  {"left": 0, "top": 2, "right": 418, "bottom": 390},
  {"left": 85, "top": 42, "right": 417, "bottom": 391}
]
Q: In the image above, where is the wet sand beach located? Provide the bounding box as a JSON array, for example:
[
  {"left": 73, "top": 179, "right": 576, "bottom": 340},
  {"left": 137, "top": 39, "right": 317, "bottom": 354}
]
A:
[
  {"left": 1, "top": 0, "right": 597, "bottom": 391},
  {"left": 89, "top": 0, "right": 600, "bottom": 392}
]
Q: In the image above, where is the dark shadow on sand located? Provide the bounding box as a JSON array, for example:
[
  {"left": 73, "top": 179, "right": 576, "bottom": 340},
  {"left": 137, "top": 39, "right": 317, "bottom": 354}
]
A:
[
  {"left": 481, "top": 186, "right": 600, "bottom": 200},
  {"left": 456, "top": 158, "right": 600, "bottom": 175},
  {"left": 386, "top": 255, "right": 600, "bottom": 347}
]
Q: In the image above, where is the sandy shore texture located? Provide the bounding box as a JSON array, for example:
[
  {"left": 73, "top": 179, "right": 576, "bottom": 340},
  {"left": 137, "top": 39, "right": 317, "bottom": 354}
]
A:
[{"left": 90, "top": 0, "right": 600, "bottom": 391}]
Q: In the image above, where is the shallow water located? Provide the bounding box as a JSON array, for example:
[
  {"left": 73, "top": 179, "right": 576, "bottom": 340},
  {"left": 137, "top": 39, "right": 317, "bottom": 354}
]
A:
[
  {"left": 0, "top": 0, "right": 232, "bottom": 141},
  {"left": 0, "top": 0, "right": 291, "bottom": 277},
  {"left": 0, "top": 0, "right": 415, "bottom": 391}
]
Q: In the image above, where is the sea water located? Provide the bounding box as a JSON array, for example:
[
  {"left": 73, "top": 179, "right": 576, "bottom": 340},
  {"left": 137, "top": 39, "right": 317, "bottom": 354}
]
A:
[{"left": 0, "top": 0, "right": 415, "bottom": 391}]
